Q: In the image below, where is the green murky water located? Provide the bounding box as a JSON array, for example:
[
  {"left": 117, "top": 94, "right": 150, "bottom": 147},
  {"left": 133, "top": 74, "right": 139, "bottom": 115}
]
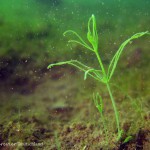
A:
[
  {"left": 0, "top": 0, "right": 149, "bottom": 149},
  {"left": 0, "top": 0, "right": 149, "bottom": 57}
]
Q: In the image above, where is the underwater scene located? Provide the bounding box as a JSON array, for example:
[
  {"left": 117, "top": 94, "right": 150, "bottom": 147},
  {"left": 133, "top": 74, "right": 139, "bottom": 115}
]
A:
[{"left": 0, "top": 0, "right": 150, "bottom": 149}]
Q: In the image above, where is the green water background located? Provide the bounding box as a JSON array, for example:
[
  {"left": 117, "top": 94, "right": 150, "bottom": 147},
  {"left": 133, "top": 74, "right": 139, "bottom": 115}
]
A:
[
  {"left": 0, "top": 1, "right": 149, "bottom": 146},
  {"left": 0, "top": 0, "right": 149, "bottom": 64}
]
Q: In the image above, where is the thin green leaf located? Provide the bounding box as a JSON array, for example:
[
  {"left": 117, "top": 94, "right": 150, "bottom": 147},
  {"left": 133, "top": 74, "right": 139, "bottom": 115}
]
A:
[
  {"left": 87, "top": 14, "right": 98, "bottom": 51},
  {"left": 48, "top": 60, "right": 101, "bottom": 81},
  {"left": 107, "top": 31, "right": 149, "bottom": 81},
  {"left": 84, "top": 68, "right": 95, "bottom": 80},
  {"left": 48, "top": 60, "right": 87, "bottom": 71},
  {"left": 84, "top": 68, "right": 106, "bottom": 83},
  {"left": 68, "top": 40, "right": 94, "bottom": 51},
  {"left": 64, "top": 30, "right": 94, "bottom": 52}
]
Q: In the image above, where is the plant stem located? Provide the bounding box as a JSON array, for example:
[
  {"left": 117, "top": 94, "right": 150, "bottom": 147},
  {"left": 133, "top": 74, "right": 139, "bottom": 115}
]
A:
[
  {"left": 106, "top": 83, "right": 120, "bottom": 135},
  {"left": 95, "top": 51, "right": 106, "bottom": 76},
  {"left": 95, "top": 50, "right": 121, "bottom": 138}
]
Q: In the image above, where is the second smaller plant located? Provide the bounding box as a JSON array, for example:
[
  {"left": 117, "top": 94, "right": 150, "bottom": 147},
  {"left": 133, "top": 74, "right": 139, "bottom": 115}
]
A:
[{"left": 93, "top": 92, "right": 107, "bottom": 136}]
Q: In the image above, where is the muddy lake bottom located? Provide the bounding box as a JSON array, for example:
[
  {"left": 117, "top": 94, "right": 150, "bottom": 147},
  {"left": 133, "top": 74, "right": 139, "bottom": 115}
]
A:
[{"left": 0, "top": 65, "right": 150, "bottom": 150}]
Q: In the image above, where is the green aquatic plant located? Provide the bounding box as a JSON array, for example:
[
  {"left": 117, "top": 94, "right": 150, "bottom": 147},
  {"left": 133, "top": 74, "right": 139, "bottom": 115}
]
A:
[
  {"left": 48, "top": 14, "right": 149, "bottom": 139},
  {"left": 93, "top": 92, "right": 107, "bottom": 136}
]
